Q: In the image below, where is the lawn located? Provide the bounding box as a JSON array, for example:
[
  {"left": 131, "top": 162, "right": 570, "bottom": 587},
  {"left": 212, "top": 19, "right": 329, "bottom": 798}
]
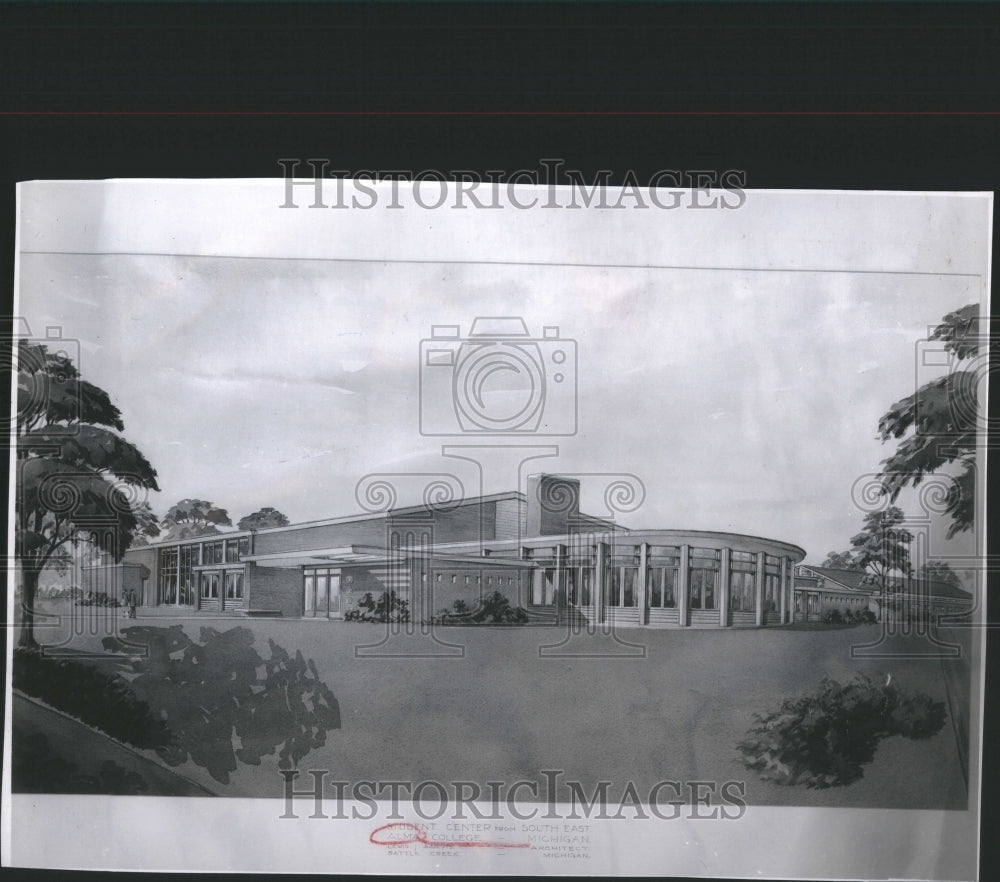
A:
[{"left": 20, "top": 601, "right": 970, "bottom": 809}]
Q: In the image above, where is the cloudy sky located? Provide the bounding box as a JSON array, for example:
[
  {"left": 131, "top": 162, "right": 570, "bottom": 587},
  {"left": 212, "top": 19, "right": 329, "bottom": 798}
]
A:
[{"left": 15, "top": 182, "right": 989, "bottom": 565}]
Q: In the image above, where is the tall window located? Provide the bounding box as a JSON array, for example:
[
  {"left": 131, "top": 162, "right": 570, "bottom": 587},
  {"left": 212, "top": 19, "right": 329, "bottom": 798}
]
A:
[
  {"left": 689, "top": 548, "right": 720, "bottom": 610},
  {"left": 605, "top": 556, "right": 638, "bottom": 608},
  {"left": 203, "top": 541, "right": 224, "bottom": 565},
  {"left": 647, "top": 546, "right": 680, "bottom": 609},
  {"left": 225, "top": 571, "right": 244, "bottom": 600},
  {"left": 567, "top": 565, "right": 593, "bottom": 605},
  {"left": 179, "top": 544, "right": 199, "bottom": 605},
  {"left": 764, "top": 555, "right": 781, "bottom": 611},
  {"left": 200, "top": 571, "right": 220, "bottom": 600},
  {"left": 225, "top": 537, "right": 248, "bottom": 563},
  {"left": 729, "top": 570, "right": 756, "bottom": 612},
  {"left": 158, "top": 547, "right": 178, "bottom": 605}
]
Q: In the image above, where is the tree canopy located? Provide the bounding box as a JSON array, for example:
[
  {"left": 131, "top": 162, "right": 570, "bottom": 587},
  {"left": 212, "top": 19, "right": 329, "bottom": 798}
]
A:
[
  {"left": 160, "top": 499, "right": 232, "bottom": 540},
  {"left": 237, "top": 507, "right": 291, "bottom": 531},
  {"left": 820, "top": 550, "right": 863, "bottom": 571},
  {"left": 849, "top": 506, "right": 913, "bottom": 593},
  {"left": 918, "top": 559, "right": 963, "bottom": 591},
  {"left": 16, "top": 340, "right": 159, "bottom": 648},
  {"left": 877, "top": 303, "right": 980, "bottom": 538}
]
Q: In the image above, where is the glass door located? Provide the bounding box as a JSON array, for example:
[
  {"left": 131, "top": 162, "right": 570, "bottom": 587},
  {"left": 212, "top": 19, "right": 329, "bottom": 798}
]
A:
[
  {"left": 532, "top": 568, "right": 557, "bottom": 605},
  {"left": 304, "top": 568, "right": 342, "bottom": 618},
  {"left": 199, "top": 571, "right": 221, "bottom": 611},
  {"left": 224, "top": 571, "right": 244, "bottom": 610},
  {"left": 328, "top": 573, "right": 341, "bottom": 618}
]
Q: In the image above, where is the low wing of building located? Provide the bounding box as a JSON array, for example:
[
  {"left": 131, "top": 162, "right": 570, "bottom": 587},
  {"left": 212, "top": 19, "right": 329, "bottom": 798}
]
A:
[{"left": 85, "top": 474, "right": 807, "bottom": 629}]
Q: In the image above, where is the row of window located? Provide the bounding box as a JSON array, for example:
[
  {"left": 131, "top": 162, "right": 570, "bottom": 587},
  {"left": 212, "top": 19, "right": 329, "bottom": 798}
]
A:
[
  {"left": 199, "top": 571, "right": 244, "bottom": 601},
  {"left": 560, "top": 564, "right": 793, "bottom": 611},
  {"left": 795, "top": 593, "right": 869, "bottom": 614},
  {"left": 158, "top": 536, "right": 250, "bottom": 571},
  {"left": 420, "top": 572, "right": 519, "bottom": 589},
  {"left": 157, "top": 539, "right": 250, "bottom": 605}
]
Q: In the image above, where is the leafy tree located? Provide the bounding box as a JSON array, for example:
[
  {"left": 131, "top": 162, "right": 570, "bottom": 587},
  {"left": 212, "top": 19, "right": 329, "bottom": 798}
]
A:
[
  {"left": 877, "top": 303, "right": 980, "bottom": 538},
  {"left": 237, "top": 506, "right": 290, "bottom": 531},
  {"left": 820, "top": 550, "right": 863, "bottom": 571},
  {"left": 16, "top": 340, "right": 159, "bottom": 649},
  {"left": 160, "top": 498, "right": 231, "bottom": 540},
  {"left": 918, "top": 559, "right": 963, "bottom": 591},
  {"left": 127, "top": 501, "right": 162, "bottom": 548},
  {"left": 849, "top": 506, "right": 913, "bottom": 595}
]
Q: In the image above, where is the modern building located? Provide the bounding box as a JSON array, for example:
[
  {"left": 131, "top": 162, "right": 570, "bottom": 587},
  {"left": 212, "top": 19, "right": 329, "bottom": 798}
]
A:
[
  {"left": 792, "top": 565, "right": 880, "bottom": 622},
  {"left": 87, "top": 474, "right": 807, "bottom": 629},
  {"left": 793, "top": 564, "right": 974, "bottom": 624}
]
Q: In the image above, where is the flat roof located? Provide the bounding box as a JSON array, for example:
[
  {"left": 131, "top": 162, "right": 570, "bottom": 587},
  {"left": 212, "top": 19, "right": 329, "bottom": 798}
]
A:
[{"left": 131, "top": 490, "right": 530, "bottom": 551}]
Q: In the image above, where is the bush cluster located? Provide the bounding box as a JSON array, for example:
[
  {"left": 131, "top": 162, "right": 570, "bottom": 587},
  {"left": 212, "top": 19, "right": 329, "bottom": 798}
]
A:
[
  {"left": 36, "top": 586, "right": 82, "bottom": 600},
  {"left": 76, "top": 591, "right": 121, "bottom": 608},
  {"left": 738, "top": 673, "right": 946, "bottom": 788},
  {"left": 13, "top": 649, "right": 172, "bottom": 750},
  {"left": 821, "top": 607, "right": 877, "bottom": 625},
  {"left": 428, "top": 591, "right": 529, "bottom": 626},
  {"left": 344, "top": 591, "right": 410, "bottom": 623}
]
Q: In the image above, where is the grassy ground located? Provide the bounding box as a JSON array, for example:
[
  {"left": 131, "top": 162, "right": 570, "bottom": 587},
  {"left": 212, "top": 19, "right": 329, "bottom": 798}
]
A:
[{"left": 21, "top": 600, "right": 970, "bottom": 809}]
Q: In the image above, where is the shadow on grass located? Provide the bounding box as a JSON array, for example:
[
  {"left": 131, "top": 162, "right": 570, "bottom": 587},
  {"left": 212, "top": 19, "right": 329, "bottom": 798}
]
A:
[
  {"left": 13, "top": 730, "right": 149, "bottom": 795},
  {"left": 100, "top": 625, "right": 342, "bottom": 785},
  {"left": 738, "top": 673, "right": 947, "bottom": 788}
]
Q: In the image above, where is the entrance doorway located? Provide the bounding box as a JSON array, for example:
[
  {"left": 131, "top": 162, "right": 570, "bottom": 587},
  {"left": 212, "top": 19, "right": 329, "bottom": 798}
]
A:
[
  {"left": 304, "top": 568, "right": 342, "bottom": 618},
  {"left": 198, "top": 569, "right": 245, "bottom": 611},
  {"left": 531, "top": 567, "right": 557, "bottom": 606}
]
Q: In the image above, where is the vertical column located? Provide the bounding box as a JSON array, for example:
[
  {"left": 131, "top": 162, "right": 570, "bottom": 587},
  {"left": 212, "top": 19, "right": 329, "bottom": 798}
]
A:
[
  {"left": 755, "top": 551, "right": 765, "bottom": 627},
  {"left": 780, "top": 556, "right": 789, "bottom": 624},
  {"left": 678, "top": 544, "right": 690, "bottom": 627},
  {"left": 719, "top": 547, "right": 731, "bottom": 627},
  {"left": 595, "top": 541, "right": 607, "bottom": 625},
  {"left": 555, "top": 544, "right": 567, "bottom": 619},
  {"left": 637, "top": 543, "right": 649, "bottom": 626}
]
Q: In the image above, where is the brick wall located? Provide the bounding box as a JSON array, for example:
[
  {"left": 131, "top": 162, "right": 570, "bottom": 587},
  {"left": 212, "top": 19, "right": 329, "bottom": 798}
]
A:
[
  {"left": 494, "top": 498, "right": 523, "bottom": 540},
  {"left": 252, "top": 500, "right": 498, "bottom": 555},
  {"left": 246, "top": 564, "right": 302, "bottom": 617}
]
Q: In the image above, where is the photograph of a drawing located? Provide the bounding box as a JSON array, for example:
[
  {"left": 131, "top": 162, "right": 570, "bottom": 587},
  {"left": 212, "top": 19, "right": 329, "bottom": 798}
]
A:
[{"left": 3, "top": 180, "right": 990, "bottom": 879}]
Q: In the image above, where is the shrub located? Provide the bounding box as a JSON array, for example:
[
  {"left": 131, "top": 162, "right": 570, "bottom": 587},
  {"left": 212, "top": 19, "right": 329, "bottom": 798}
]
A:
[
  {"left": 36, "top": 585, "right": 80, "bottom": 600},
  {"left": 843, "top": 608, "right": 854, "bottom": 623},
  {"left": 857, "top": 608, "right": 878, "bottom": 624},
  {"left": 475, "top": 590, "right": 528, "bottom": 624},
  {"left": 76, "top": 591, "right": 121, "bottom": 608},
  {"left": 429, "top": 591, "right": 529, "bottom": 626},
  {"left": 738, "top": 673, "right": 946, "bottom": 788},
  {"left": 822, "top": 608, "right": 843, "bottom": 625},
  {"left": 13, "top": 649, "right": 172, "bottom": 750},
  {"left": 343, "top": 590, "right": 410, "bottom": 623},
  {"left": 452, "top": 598, "right": 469, "bottom": 614}
]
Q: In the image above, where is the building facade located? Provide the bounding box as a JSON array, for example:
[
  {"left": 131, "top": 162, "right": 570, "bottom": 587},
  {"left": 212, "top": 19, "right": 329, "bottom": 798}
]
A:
[
  {"left": 792, "top": 565, "right": 879, "bottom": 622},
  {"left": 90, "top": 474, "right": 807, "bottom": 629}
]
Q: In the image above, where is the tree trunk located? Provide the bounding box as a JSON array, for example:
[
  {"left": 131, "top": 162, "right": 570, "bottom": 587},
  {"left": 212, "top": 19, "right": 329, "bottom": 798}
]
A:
[{"left": 18, "top": 566, "right": 40, "bottom": 650}]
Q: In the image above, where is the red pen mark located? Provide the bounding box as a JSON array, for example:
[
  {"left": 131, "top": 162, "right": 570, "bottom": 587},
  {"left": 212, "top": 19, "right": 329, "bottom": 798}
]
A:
[{"left": 370, "top": 822, "right": 530, "bottom": 850}]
